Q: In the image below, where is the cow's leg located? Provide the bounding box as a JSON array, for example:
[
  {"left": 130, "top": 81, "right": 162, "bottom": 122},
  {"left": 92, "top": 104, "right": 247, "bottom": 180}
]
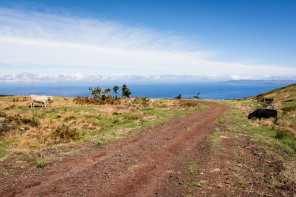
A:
[{"left": 274, "top": 117, "right": 278, "bottom": 124}]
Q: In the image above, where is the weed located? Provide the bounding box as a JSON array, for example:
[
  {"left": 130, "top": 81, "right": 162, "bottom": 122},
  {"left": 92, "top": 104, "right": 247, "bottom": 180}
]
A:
[
  {"left": 128, "top": 164, "right": 141, "bottom": 171},
  {"left": 63, "top": 116, "right": 77, "bottom": 122},
  {"left": 0, "top": 168, "right": 8, "bottom": 175},
  {"left": 36, "top": 157, "right": 47, "bottom": 168},
  {"left": 96, "top": 141, "right": 103, "bottom": 147},
  {"left": 234, "top": 178, "right": 246, "bottom": 185}
]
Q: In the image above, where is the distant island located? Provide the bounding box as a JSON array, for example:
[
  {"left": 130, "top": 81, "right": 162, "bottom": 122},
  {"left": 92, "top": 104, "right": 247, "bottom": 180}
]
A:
[{"left": 222, "top": 80, "right": 296, "bottom": 85}]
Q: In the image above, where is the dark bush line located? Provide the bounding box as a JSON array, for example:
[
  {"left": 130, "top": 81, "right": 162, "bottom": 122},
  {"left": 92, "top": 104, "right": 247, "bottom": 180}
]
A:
[{"left": 74, "top": 96, "right": 121, "bottom": 105}]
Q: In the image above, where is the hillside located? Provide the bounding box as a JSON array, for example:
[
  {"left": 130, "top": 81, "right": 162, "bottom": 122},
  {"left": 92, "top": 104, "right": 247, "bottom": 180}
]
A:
[
  {"left": 0, "top": 87, "right": 296, "bottom": 196},
  {"left": 254, "top": 83, "right": 296, "bottom": 135},
  {"left": 255, "top": 83, "right": 296, "bottom": 102},
  {"left": 0, "top": 96, "right": 204, "bottom": 157}
]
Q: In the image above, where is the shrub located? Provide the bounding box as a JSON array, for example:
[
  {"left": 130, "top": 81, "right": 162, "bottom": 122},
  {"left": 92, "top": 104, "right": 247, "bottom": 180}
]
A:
[
  {"left": 52, "top": 125, "right": 80, "bottom": 143},
  {"left": 141, "top": 97, "right": 148, "bottom": 104},
  {"left": 180, "top": 102, "right": 199, "bottom": 108},
  {"left": 259, "top": 97, "right": 274, "bottom": 108},
  {"left": 64, "top": 116, "right": 77, "bottom": 122},
  {"left": 0, "top": 111, "right": 6, "bottom": 118},
  {"left": 22, "top": 117, "right": 40, "bottom": 127},
  {"left": 274, "top": 129, "right": 296, "bottom": 152},
  {"left": 175, "top": 94, "right": 182, "bottom": 99},
  {"left": 275, "top": 130, "right": 287, "bottom": 139},
  {"left": 12, "top": 97, "right": 20, "bottom": 102},
  {"left": 36, "top": 157, "right": 47, "bottom": 168},
  {"left": 123, "top": 113, "right": 142, "bottom": 121},
  {"left": 194, "top": 92, "right": 200, "bottom": 99},
  {"left": 97, "top": 141, "right": 103, "bottom": 147}
]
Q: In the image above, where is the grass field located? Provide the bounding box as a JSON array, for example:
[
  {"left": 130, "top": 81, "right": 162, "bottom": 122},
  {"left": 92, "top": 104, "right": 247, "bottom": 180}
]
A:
[
  {"left": 180, "top": 99, "right": 296, "bottom": 196},
  {"left": 0, "top": 96, "right": 205, "bottom": 160}
]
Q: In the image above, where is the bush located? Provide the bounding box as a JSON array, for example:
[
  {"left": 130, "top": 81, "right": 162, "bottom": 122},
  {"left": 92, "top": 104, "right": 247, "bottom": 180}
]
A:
[
  {"left": 52, "top": 125, "right": 80, "bottom": 143},
  {"left": 274, "top": 129, "right": 296, "bottom": 152},
  {"left": 175, "top": 94, "right": 182, "bottom": 99},
  {"left": 97, "top": 141, "right": 103, "bottom": 147},
  {"left": 0, "top": 111, "right": 6, "bottom": 118},
  {"left": 36, "top": 157, "right": 47, "bottom": 168},
  {"left": 74, "top": 96, "right": 120, "bottom": 105},
  {"left": 180, "top": 102, "right": 199, "bottom": 108},
  {"left": 22, "top": 117, "right": 40, "bottom": 127},
  {"left": 259, "top": 97, "right": 274, "bottom": 108},
  {"left": 275, "top": 130, "right": 287, "bottom": 139},
  {"left": 64, "top": 116, "right": 77, "bottom": 122}
]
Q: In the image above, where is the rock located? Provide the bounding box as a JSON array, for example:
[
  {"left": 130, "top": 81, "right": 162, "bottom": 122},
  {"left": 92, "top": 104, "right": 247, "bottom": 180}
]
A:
[{"left": 0, "top": 123, "right": 15, "bottom": 132}]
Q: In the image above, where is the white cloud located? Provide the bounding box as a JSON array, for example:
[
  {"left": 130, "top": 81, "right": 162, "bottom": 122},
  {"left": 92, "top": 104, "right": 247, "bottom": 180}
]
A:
[
  {"left": 1, "top": 72, "right": 296, "bottom": 83},
  {"left": 0, "top": 7, "right": 296, "bottom": 79}
]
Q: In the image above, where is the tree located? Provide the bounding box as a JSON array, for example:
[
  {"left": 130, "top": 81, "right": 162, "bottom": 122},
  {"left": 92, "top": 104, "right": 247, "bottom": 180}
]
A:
[
  {"left": 113, "top": 85, "right": 119, "bottom": 99},
  {"left": 89, "top": 87, "right": 102, "bottom": 98},
  {"left": 101, "top": 88, "right": 111, "bottom": 101},
  {"left": 122, "top": 84, "right": 131, "bottom": 98},
  {"left": 194, "top": 92, "right": 200, "bottom": 99}
]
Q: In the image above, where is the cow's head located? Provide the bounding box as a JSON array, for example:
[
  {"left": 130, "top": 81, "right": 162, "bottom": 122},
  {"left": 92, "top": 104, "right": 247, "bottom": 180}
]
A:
[
  {"left": 248, "top": 113, "right": 253, "bottom": 119},
  {"left": 48, "top": 96, "right": 53, "bottom": 101}
]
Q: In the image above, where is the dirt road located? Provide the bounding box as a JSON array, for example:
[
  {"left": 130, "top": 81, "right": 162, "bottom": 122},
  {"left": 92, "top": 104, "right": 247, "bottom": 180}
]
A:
[{"left": 1, "top": 102, "right": 228, "bottom": 197}]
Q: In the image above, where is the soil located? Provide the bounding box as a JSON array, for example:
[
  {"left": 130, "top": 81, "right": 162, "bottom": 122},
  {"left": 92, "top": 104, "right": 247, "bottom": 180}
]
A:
[{"left": 1, "top": 102, "right": 294, "bottom": 196}]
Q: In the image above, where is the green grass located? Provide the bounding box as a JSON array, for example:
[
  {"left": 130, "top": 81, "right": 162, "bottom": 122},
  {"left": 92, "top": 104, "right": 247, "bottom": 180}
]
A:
[
  {"left": 214, "top": 100, "right": 296, "bottom": 157},
  {"left": 128, "top": 164, "right": 141, "bottom": 171},
  {"left": 0, "top": 139, "right": 14, "bottom": 160},
  {"left": 0, "top": 96, "right": 207, "bottom": 163},
  {"left": 36, "top": 157, "right": 48, "bottom": 168}
]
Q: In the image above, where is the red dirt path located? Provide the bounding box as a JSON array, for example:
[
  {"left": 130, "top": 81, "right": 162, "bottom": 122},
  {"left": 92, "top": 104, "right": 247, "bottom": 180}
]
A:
[{"left": 0, "top": 102, "right": 228, "bottom": 197}]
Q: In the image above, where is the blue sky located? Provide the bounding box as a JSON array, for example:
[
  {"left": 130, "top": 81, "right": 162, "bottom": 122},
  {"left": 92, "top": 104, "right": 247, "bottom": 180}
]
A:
[{"left": 0, "top": 0, "right": 296, "bottom": 82}]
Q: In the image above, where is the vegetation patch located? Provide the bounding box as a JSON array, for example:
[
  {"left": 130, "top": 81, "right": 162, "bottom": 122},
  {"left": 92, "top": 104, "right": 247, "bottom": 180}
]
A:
[
  {"left": 0, "top": 95, "right": 206, "bottom": 166},
  {"left": 184, "top": 99, "right": 296, "bottom": 196},
  {"left": 52, "top": 125, "right": 80, "bottom": 143},
  {"left": 128, "top": 164, "right": 141, "bottom": 171}
]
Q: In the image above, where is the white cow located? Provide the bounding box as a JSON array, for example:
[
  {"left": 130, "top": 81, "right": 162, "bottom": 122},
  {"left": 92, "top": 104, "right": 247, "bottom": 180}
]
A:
[{"left": 30, "top": 95, "right": 53, "bottom": 108}]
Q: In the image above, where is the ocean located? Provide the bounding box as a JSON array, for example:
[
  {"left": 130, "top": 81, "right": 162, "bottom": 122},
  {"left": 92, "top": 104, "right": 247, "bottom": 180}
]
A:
[{"left": 0, "top": 81, "right": 293, "bottom": 100}]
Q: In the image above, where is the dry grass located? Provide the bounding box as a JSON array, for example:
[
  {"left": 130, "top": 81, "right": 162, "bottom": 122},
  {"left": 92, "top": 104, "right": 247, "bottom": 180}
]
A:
[
  {"left": 252, "top": 84, "right": 296, "bottom": 135},
  {"left": 0, "top": 96, "right": 204, "bottom": 152}
]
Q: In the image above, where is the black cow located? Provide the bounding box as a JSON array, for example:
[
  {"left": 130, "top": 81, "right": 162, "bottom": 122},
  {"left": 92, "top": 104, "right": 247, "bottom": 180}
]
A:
[{"left": 248, "top": 109, "right": 277, "bottom": 122}]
